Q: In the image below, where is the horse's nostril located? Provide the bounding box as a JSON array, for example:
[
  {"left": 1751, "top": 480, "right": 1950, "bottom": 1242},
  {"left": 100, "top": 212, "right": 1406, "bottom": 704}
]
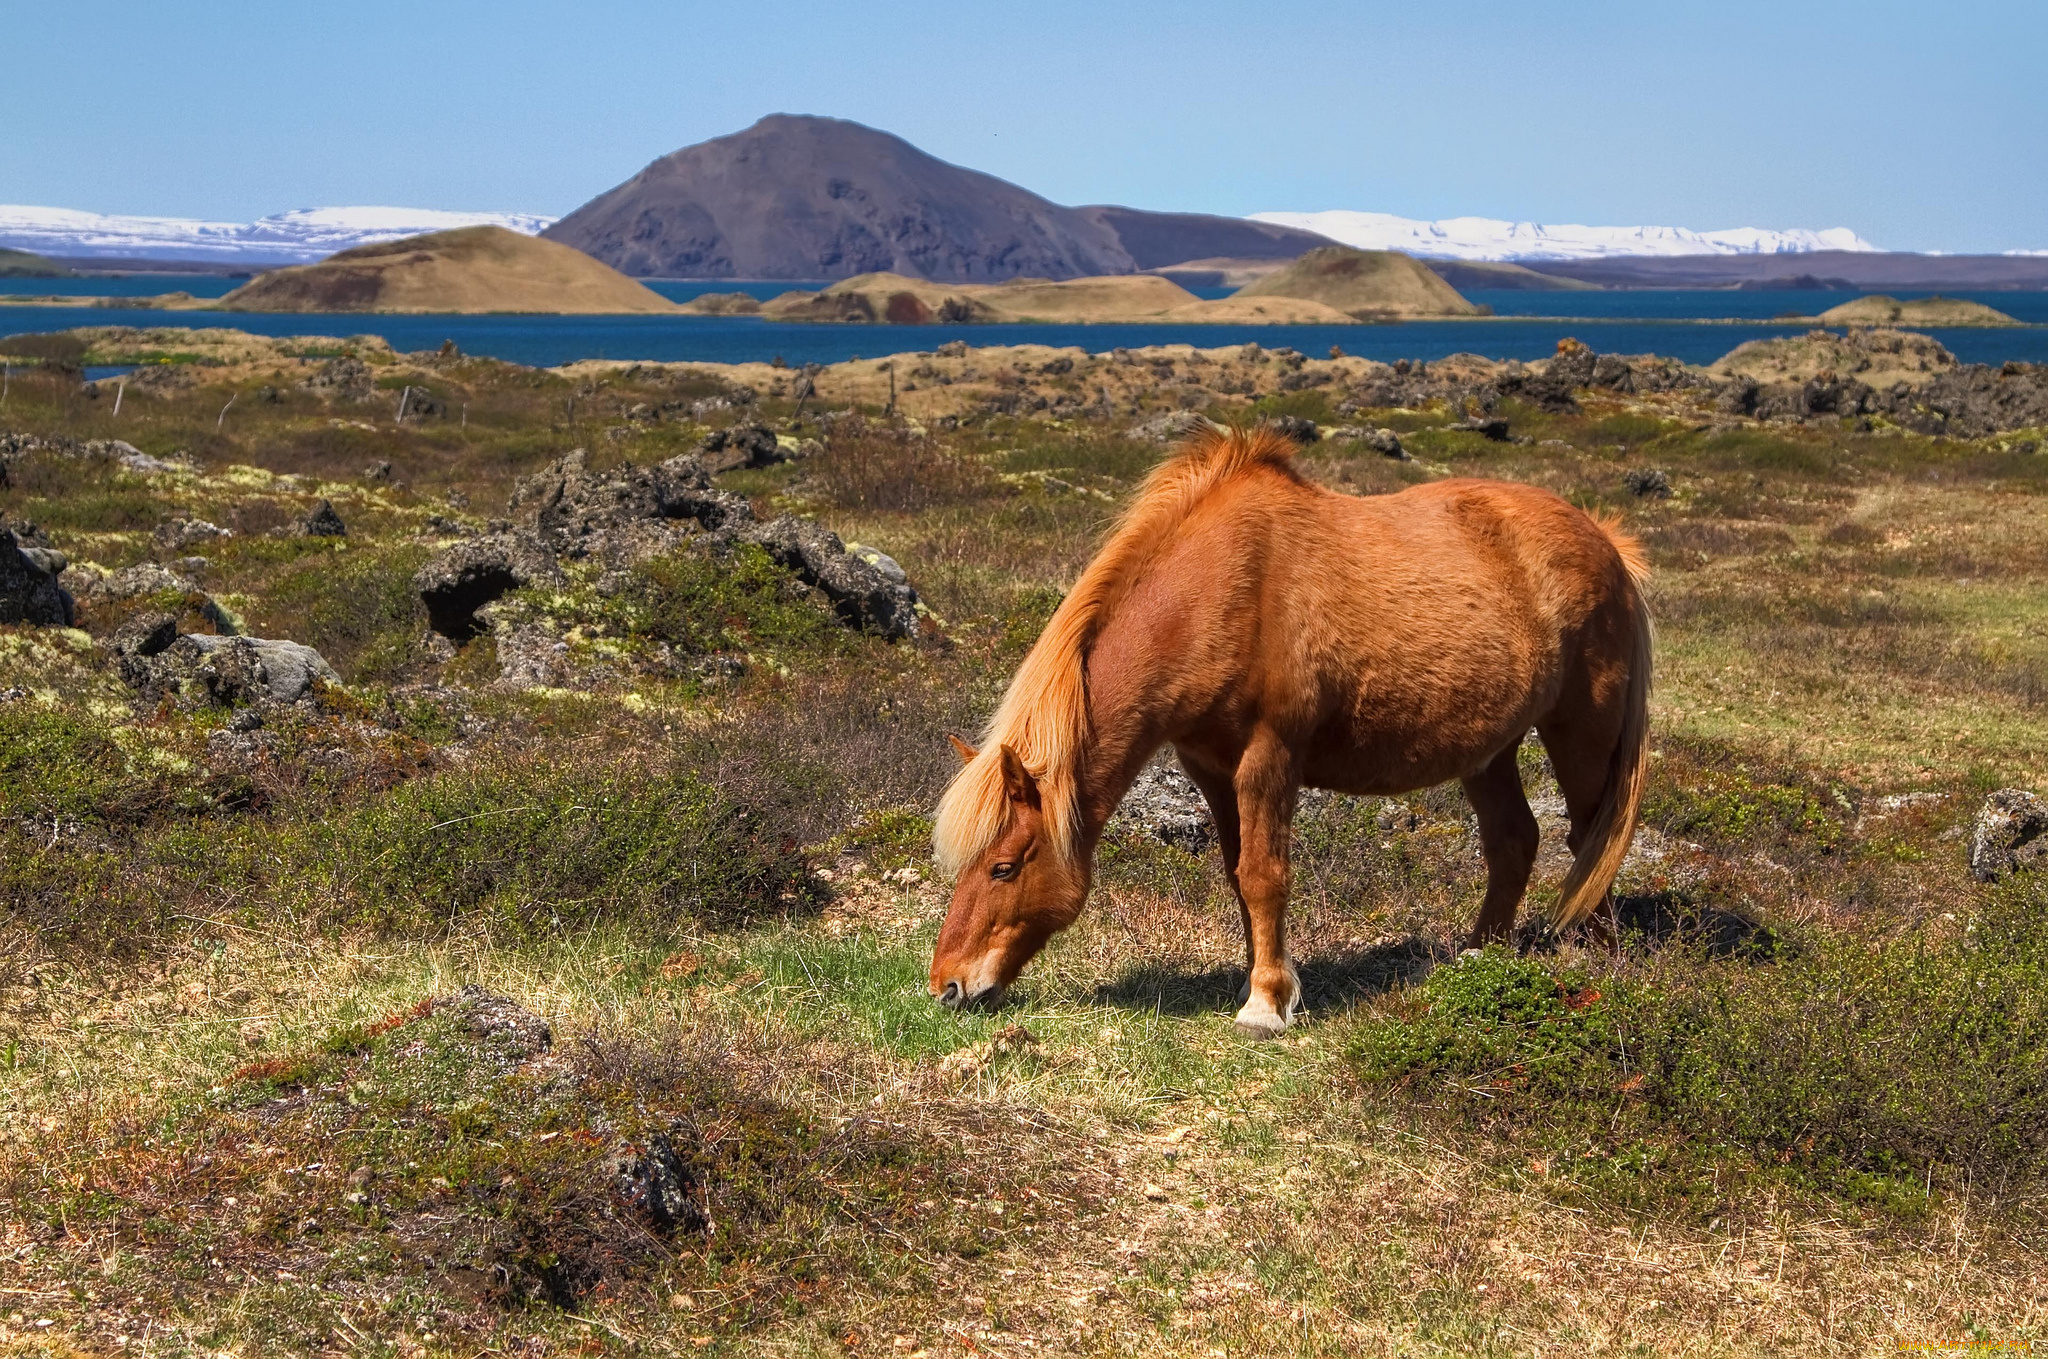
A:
[{"left": 940, "top": 980, "right": 963, "bottom": 1008}]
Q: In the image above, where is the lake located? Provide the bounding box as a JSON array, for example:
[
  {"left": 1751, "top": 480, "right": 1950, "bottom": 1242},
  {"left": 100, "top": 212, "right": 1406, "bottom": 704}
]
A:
[{"left": 3, "top": 278, "right": 2045, "bottom": 370}]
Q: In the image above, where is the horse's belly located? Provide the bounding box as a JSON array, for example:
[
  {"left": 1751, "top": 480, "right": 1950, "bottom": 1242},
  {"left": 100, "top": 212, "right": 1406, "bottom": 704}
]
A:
[{"left": 1296, "top": 648, "right": 1547, "bottom": 794}]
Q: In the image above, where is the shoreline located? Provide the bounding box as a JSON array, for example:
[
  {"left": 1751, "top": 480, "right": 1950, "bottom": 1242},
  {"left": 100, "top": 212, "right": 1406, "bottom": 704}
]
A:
[{"left": 0, "top": 292, "right": 2039, "bottom": 329}]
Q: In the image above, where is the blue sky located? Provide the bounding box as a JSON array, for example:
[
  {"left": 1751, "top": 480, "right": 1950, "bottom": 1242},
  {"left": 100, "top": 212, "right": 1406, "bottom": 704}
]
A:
[{"left": 6, "top": 0, "right": 2043, "bottom": 252}]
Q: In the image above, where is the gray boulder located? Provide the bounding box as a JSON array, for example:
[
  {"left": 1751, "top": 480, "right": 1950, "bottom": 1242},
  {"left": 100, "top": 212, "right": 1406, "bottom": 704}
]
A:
[
  {"left": 153, "top": 517, "right": 232, "bottom": 553},
  {"left": 413, "top": 530, "right": 564, "bottom": 640},
  {"left": 746, "top": 514, "right": 919, "bottom": 640},
  {"left": 1970, "top": 789, "right": 2048, "bottom": 882},
  {"left": 126, "top": 632, "right": 340, "bottom": 706},
  {"left": 1, "top": 530, "right": 74, "bottom": 626},
  {"left": 1127, "top": 410, "right": 1211, "bottom": 444}
]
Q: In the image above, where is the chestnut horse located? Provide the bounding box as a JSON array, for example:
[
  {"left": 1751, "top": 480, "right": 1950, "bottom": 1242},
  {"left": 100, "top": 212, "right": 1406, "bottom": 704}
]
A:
[{"left": 931, "top": 425, "right": 1651, "bottom": 1036}]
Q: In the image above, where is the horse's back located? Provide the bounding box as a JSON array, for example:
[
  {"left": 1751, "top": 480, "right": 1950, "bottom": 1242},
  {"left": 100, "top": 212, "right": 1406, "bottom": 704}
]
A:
[{"left": 1214, "top": 473, "right": 1637, "bottom": 788}]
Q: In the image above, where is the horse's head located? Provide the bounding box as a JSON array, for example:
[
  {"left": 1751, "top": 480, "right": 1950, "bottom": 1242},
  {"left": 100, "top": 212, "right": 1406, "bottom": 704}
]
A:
[{"left": 930, "top": 737, "right": 1087, "bottom": 1010}]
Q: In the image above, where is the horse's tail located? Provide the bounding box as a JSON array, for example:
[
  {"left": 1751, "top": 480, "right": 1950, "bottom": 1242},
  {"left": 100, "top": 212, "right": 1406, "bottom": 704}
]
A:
[{"left": 1548, "top": 530, "right": 1653, "bottom": 930}]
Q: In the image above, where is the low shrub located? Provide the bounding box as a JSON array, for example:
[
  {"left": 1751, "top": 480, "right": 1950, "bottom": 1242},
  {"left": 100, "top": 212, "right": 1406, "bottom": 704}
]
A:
[
  {"left": 307, "top": 750, "right": 817, "bottom": 934},
  {"left": 1351, "top": 880, "right": 2048, "bottom": 1214},
  {"left": 809, "top": 415, "right": 993, "bottom": 511}
]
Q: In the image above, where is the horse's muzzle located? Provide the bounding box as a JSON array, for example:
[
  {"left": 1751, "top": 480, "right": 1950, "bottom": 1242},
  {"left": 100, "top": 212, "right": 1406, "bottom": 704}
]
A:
[{"left": 933, "top": 979, "right": 1005, "bottom": 1011}]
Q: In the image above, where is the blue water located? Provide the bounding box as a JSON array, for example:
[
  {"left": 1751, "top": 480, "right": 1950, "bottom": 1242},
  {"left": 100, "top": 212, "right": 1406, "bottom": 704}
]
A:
[{"left": 4, "top": 280, "right": 2045, "bottom": 370}]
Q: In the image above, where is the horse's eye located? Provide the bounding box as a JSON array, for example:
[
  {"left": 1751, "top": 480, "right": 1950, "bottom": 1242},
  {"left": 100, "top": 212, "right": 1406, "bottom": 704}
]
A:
[{"left": 990, "top": 861, "right": 1019, "bottom": 881}]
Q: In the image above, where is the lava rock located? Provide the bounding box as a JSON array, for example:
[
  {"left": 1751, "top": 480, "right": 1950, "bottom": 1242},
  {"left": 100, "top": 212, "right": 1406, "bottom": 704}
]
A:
[
  {"left": 510, "top": 448, "right": 752, "bottom": 557},
  {"left": 301, "top": 498, "right": 347, "bottom": 537},
  {"left": 1970, "top": 789, "right": 2048, "bottom": 882},
  {"left": 1590, "top": 354, "right": 1636, "bottom": 392},
  {"left": 696, "top": 421, "right": 784, "bottom": 474},
  {"left": 1624, "top": 468, "right": 1673, "bottom": 499},
  {"left": 747, "top": 514, "right": 919, "bottom": 640},
  {"left": 1110, "top": 763, "right": 1215, "bottom": 855},
  {"left": 1359, "top": 427, "right": 1407, "bottom": 460},
  {"left": 110, "top": 610, "right": 178, "bottom": 658},
  {"left": 1266, "top": 415, "right": 1319, "bottom": 445},
  {"left": 1546, "top": 339, "right": 1598, "bottom": 389},
  {"left": 413, "top": 530, "right": 564, "bottom": 641},
  {"left": 126, "top": 632, "right": 341, "bottom": 706},
  {"left": 610, "top": 1132, "right": 707, "bottom": 1236},
  {"left": 1, "top": 529, "right": 74, "bottom": 626},
  {"left": 300, "top": 356, "right": 374, "bottom": 401}
]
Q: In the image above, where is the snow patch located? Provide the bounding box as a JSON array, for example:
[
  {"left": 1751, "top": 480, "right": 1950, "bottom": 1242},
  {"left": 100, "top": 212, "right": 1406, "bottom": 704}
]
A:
[
  {"left": 1247, "top": 210, "right": 1880, "bottom": 261},
  {"left": 0, "top": 205, "right": 557, "bottom": 265}
]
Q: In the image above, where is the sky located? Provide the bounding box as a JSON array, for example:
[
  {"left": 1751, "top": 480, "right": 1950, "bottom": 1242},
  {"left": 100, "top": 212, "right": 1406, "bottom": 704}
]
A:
[{"left": 5, "top": 0, "right": 2044, "bottom": 253}]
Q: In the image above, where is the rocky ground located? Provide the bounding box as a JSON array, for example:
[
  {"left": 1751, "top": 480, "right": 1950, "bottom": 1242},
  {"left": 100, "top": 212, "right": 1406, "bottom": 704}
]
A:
[{"left": 2, "top": 322, "right": 2048, "bottom": 1355}]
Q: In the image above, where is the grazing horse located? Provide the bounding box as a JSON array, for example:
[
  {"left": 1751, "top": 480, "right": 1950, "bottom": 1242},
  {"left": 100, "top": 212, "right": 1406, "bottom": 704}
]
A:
[{"left": 930, "top": 425, "right": 1652, "bottom": 1036}]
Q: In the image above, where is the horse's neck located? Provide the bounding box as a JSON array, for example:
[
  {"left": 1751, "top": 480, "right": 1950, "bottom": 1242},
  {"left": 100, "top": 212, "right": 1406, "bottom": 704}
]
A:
[{"left": 1073, "top": 625, "right": 1174, "bottom": 848}]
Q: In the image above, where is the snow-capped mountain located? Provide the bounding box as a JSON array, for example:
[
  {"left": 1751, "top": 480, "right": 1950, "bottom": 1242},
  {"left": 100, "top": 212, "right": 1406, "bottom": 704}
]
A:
[
  {"left": 0, "top": 206, "right": 557, "bottom": 265},
  {"left": 1247, "top": 210, "right": 1879, "bottom": 262}
]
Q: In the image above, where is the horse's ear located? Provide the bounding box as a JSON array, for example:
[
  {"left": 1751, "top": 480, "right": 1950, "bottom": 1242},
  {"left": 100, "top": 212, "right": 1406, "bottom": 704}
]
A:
[
  {"left": 947, "top": 734, "right": 978, "bottom": 765},
  {"left": 997, "top": 744, "right": 1042, "bottom": 809}
]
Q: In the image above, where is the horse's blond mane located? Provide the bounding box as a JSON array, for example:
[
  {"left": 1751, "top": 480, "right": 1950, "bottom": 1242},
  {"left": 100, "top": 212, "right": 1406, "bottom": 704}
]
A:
[{"left": 933, "top": 423, "right": 1301, "bottom": 875}]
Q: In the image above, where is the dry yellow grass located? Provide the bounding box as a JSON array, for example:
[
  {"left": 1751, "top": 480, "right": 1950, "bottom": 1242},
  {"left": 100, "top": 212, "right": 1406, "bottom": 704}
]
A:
[{"left": 1234, "top": 246, "right": 1479, "bottom": 319}]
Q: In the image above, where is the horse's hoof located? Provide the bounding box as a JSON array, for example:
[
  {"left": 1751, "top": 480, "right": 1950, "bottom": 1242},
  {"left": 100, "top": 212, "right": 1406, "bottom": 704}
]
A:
[{"left": 1232, "top": 1005, "right": 1290, "bottom": 1040}]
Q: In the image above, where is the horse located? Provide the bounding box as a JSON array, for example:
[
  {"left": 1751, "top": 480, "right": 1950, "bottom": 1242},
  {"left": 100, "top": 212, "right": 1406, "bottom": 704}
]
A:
[{"left": 930, "top": 424, "right": 1652, "bottom": 1037}]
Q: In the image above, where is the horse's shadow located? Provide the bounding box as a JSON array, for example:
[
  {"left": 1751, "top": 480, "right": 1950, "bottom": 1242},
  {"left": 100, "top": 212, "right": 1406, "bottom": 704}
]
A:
[
  {"left": 1090, "top": 935, "right": 1441, "bottom": 1020},
  {"left": 1519, "top": 889, "right": 1780, "bottom": 961},
  {"left": 1090, "top": 890, "right": 1775, "bottom": 1021}
]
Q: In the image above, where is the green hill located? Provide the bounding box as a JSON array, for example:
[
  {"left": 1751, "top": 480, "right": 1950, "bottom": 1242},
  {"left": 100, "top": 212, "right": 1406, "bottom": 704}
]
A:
[{"left": 0, "top": 247, "right": 75, "bottom": 278}]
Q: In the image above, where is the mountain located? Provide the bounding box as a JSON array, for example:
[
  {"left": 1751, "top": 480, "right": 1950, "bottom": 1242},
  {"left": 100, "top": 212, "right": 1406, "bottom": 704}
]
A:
[
  {"left": 542, "top": 114, "right": 1334, "bottom": 281},
  {"left": 0, "top": 205, "right": 556, "bottom": 267},
  {"left": 1520, "top": 251, "right": 2048, "bottom": 290},
  {"left": 1233, "top": 247, "right": 1477, "bottom": 318},
  {"left": 1247, "top": 210, "right": 1879, "bottom": 262},
  {"left": 1069, "top": 206, "right": 1339, "bottom": 271},
  {"left": 215, "top": 226, "right": 676, "bottom": 314}
]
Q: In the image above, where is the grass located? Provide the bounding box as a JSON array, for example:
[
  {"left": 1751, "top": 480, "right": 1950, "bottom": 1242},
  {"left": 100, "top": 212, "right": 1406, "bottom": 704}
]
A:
[{"left": 4, "top": 330, "right": 2048, "bottom": 1353}]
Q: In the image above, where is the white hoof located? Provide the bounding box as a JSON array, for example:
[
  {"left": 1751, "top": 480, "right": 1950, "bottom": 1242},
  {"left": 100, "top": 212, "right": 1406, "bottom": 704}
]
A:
[
  {"left": 1233, "top": 1004, "right": 1290, "bottom": 1040},
  {"left": 1232, "top": 962, "right": 1302, "bottom": 1039}
]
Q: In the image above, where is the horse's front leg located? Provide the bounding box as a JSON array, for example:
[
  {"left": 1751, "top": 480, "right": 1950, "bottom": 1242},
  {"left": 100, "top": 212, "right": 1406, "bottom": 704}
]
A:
[
  {"left": 1176, "top": 752, "right": 1253, "bottom": 998},
  {"left": 1230, "top": 731, "right": 1302, "bottom": 1038}
]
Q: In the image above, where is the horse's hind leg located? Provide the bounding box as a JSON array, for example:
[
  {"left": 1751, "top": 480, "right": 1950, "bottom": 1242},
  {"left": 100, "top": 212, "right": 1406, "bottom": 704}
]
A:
[{"left": 1460, "top": 741, "right": 1540, "bottom": 949}]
